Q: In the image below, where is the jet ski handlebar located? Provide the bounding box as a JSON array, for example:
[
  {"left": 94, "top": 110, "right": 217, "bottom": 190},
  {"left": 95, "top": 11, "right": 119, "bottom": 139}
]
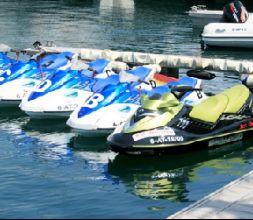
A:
[
  {"left": 171, "top": 85, "right": 202, "bottom": 93},
  {"left": 171, "top": 85, "right": 202, "bottom": 100},
  {"left": 138, "top": 79, "right": 157, "bottom": 88}
]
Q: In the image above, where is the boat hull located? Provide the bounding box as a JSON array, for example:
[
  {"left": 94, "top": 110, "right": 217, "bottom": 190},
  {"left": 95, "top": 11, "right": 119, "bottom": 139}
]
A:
[
  {"left": 202, "top": 36, "right": 253, "bottom": 48},
  {"left": 201, "top": 22, "right": 253, "bottom": 48}
]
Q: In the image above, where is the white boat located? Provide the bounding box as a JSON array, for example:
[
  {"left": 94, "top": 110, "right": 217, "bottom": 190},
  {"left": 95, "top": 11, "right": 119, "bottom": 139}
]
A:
[
  {"left": 187, "top": 5, "right": 222, "bottom": 28},
  {"left": 188, "top": 5, "right": 253, "bottom": 49},
  {"left": 201, "top": 20, "right": 253, "bottom": 48},
  {"left": 187, "top": 5, "right": 253, "bottom": 28}
]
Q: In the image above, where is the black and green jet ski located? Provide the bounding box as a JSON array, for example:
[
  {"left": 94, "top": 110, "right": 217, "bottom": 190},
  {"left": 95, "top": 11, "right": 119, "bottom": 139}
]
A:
[{"left": 107, "top": 84, "right": 253, "bottom": 155}]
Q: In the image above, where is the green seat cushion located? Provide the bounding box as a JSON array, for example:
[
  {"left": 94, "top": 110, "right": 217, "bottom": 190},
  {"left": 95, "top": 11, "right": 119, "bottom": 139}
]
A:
[
  {"left": 189, "top": 93, "right": 229, "bottom": 123},
  {"left": 222, "top": 85, "right": 249, "bottom": 113},
  {"left": 189, "top": 84, "right": 250, "bottom": 123}
]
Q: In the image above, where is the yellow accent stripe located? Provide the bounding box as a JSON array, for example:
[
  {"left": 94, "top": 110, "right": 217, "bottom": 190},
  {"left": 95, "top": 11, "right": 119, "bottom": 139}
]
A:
[{"left": 132, "top": 127, "right": 253, "bottom": 148}]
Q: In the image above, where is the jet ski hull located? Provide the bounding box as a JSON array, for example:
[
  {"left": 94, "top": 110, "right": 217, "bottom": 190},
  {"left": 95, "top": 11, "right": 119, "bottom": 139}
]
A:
[
  {"left": 72, "top": 128, "right": 113, "bottom": 137},
  {"left": 108, "top": 122, "right": 253, "bottom": 155},
  {"left": 24, "top": 110, "right": 73, "bottom": 119},
  {"left": 67, "top": 103, "right": 139, "bottom": 136},
  {"left": 0, "top": 78, "right": 40, "bottom": 107},
  {"left": 108, "top": 83, "right": 253, "bottom": 155},
  {"left": 20, "top": 89, "right": 93, "bottom": 119}
]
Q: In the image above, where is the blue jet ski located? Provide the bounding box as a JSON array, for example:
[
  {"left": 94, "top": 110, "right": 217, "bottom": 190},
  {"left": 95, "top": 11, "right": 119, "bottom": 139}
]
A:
[
  {"left": 20, "top": 58, "right": 122, "bottom": 118},
  {"left": 66, "top": 66, "right": 207, "bottom": 136},
  {"left": 0, "top": 51, "right": 77, "bottom": 107}
]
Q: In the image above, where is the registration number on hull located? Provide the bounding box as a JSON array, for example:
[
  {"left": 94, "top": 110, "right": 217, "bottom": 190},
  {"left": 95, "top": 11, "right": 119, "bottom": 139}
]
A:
[{"left": 208, "top": 133, "right": 243, "bottom": 148}]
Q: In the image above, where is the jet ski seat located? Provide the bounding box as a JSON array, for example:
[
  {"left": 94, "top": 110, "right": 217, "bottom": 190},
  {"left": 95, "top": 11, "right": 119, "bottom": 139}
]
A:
[
  {"left": 92, "top": 74, "right": 120, "bottom": 92},
  {"left": 41, "top": 52, "right": 75, "bottom": 70},
  {"left": 127, "top": 66, "right": 153, "bottom": 81},
  {"left": 81, "top": 58, "right": 110, "bottom": 77},
  {"left": 189, "top": 85, "right": 249, "bottom": 123},
  {"left": 87, "top": 58, "right": 110, "bottom": 73},
  {"left": 169, "top": 76, "right": 198, "bottom": 88}
]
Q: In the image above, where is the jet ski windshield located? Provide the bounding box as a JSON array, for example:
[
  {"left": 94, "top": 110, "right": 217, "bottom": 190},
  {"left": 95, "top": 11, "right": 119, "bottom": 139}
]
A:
[{"left": 124, "top": 92, "right": 183, "bottom": 133}]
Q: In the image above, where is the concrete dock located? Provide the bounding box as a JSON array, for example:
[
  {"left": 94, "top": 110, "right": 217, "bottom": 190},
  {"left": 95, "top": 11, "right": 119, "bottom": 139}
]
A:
[{"left": 168, "top": 170, "right": 253, "bottom": 219}]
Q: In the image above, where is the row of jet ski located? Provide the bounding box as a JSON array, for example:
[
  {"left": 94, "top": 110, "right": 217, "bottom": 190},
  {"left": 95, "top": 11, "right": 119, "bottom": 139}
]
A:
[
  {"left": 0, "top": 50, "right": 205, "bottom": 129},
  {"left": 1, "top": 50, "right": 253, "bottom": 155}
]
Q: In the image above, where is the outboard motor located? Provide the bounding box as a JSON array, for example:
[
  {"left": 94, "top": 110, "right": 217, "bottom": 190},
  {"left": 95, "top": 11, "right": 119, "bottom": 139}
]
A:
[{"left": 221, "top": 0, "right": 249, "bottom": 23}]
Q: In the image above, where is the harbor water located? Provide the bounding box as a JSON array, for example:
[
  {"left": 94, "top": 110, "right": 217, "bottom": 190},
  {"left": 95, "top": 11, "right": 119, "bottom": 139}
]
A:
[{"left": 1, "top": 0, "right": 253, "bottom": 218}]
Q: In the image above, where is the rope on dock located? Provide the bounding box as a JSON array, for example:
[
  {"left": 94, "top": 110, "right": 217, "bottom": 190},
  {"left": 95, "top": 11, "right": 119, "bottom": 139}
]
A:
[{"left": 24, "top": 46, "right": 253, "bottom": 74}]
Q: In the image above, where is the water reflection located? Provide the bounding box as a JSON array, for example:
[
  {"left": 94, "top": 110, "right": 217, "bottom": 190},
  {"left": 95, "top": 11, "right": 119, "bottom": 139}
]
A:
[
  {"left": 0, "top": 107, "right": 26, "bottom": 121},
  {"left": 20, "top": 119, "right": 75, "bottom": 161},
  {"left": 61, "top": 0, "right": 96, "bottom": 7},
  {"left": 68, "top": 135, "right": 116, "bottom": 168},
  {"left": 0, "top": 115, "right": 75, "bottom": 162},
  {"left": 108, "top": 140, "right": 253, "bottom": 202},
  {"left": 100, "top": 0, "right": 134, "bottom": 10},
  {"left": 202, "top": 47, "right": 253, "bottom": 60},
  {"left": 23, "top": 119, "right": 116, "bottom": 166},
  {"left": 0, "top": 109, "right": 114, "bottom": 164},
  {"left": 69, "top": 135, "right": 108, "bottom": 152},
  {"left": 23, "top": 118, "right": 71, "bottom": 133}
]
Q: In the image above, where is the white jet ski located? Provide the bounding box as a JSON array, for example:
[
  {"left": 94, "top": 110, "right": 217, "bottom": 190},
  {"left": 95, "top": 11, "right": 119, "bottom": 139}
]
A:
[
  {"left": 0, "top": 51, "right": 77, "bottom": 107},
  {"left": 66, "top": 66, "right": 207, "bottom": 137},
  {"left": 19, "top": 58, "right": 128, "bottom": 119}
]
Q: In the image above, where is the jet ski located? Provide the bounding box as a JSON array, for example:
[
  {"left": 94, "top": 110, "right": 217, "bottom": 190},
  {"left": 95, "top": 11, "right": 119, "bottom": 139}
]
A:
[
  {"left": 0, "top": 51, "right": 77, "bottom": 107},
  {"left": 0, "top": 52, "right": 18, "bottom": 71},
  {"left": 19, "top": 58, "right": 124, "bottom": 118},
  {"left": 66, "top": 65, "right": 168, "bottom": 136},
  {"left": 67, "top": 66, "right": 207, "bottom": 136},
  {"left": 107, "top": 83, "right": 253, "bottom": 155}
]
